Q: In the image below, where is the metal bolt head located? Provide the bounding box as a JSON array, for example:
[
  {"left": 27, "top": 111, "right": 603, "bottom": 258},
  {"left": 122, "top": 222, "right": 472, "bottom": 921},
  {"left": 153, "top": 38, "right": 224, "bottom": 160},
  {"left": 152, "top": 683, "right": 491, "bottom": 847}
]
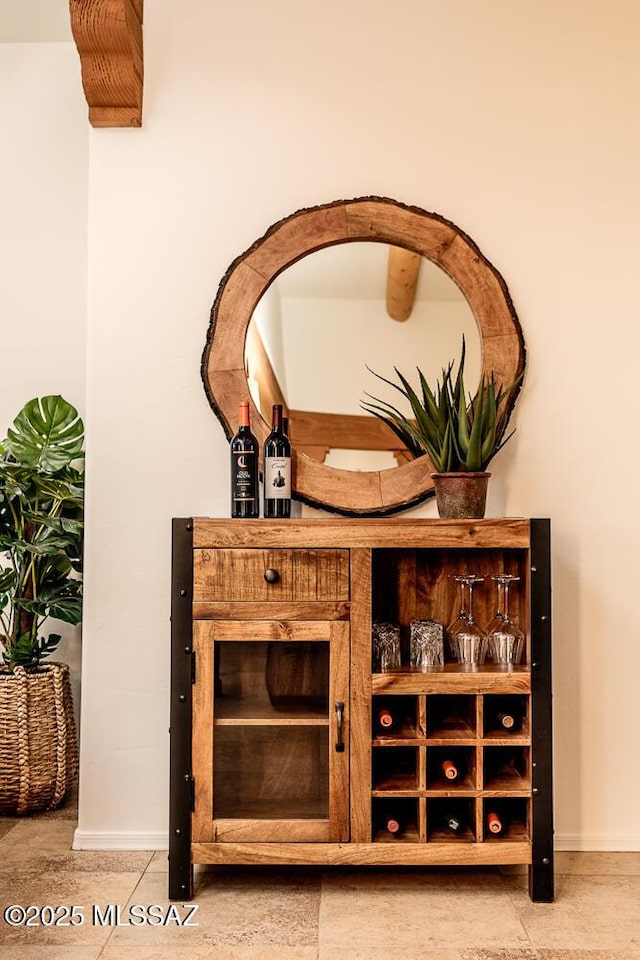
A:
[
  {"left": 179, "top": 588, "right": 187, "bottom": 597},
  {"left": 179, "top": 694, "right": 186, "bottom": 703},
  {"left": 542, "top": 857, "right": 550, "bottom": 865},
  {"left": 175, "top": 828, "right": 181, "bottom": 835}
]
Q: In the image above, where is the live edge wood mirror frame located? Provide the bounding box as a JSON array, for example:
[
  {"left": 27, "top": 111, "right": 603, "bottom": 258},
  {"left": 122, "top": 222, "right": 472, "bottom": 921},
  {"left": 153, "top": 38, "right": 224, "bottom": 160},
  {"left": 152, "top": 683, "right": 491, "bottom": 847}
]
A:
[{"left": 202, "top": 197, "right": 525, "bottom": 516}]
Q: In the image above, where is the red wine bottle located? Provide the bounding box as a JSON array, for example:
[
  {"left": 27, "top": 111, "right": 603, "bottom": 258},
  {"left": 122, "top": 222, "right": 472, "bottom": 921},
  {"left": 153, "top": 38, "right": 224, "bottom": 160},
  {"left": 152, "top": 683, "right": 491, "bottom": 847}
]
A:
[
  {"left": 263, "top": 404, "right": 291, "bottom": 519},
  {"left": 377, "top": 708, "right": 396, "bottom": 730},
  {"left": 441, "top": 759, "right": 459, "bottom": 781},
  {"left": 230, "top": 401, "right": 259, "bottom": 518},
  {"left": 384, "top": 812, "right": 402, "bottom": 835},
  {"left": 486, "top": 810, "right": 506, "bottom": 835}
]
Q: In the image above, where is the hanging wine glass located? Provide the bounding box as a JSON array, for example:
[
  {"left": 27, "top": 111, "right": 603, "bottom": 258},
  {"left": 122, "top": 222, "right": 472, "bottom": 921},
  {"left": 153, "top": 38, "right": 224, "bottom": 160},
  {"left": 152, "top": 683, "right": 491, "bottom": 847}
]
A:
[
  {"left": 447, "top": 575, "right": 470, "bottom": 659},
  {"left": 448, "top": 575, "right": 487, "bottom": 665},
  {"left": 487, "top": 575, "right": 525, "bottom": 666}
]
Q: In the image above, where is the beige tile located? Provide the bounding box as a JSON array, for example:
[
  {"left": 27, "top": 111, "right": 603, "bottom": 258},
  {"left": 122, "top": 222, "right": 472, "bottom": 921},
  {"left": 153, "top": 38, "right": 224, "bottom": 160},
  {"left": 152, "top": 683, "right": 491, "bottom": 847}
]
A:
[
  {"left": 555, "top": 852, "right": 640, "bottom": 876},
  {"left": 318, "top": 869, "right": 530, "bottom": 958},
  {"left": 460, "top": 953, "right": 539, "bottom": 960},
  {"left": 0, "top": 819, "right": 18, "bottom": 840},
  {"left": 106, "top": 868, "right": 320, "bottom": 951},
  {"left": 507, "top": 875, "right": 640, "bottom": 949},
  {"left": 145, "top": 850, "right": 169, "bottom": 873},
  {"left": 537, "top": 952, "right": 640, "bottom": 960},
  {"left": 0, "top": 949, "right": 101, "bottom": 959},
  {"left": 0, "top": 871, "right": 141, "bottom": 945},
  {"left": 0, "top": 820, "right": 153, "bottom": 876},
  {"left": 101, "top": 946, "right": 318, "bottom": 960}
]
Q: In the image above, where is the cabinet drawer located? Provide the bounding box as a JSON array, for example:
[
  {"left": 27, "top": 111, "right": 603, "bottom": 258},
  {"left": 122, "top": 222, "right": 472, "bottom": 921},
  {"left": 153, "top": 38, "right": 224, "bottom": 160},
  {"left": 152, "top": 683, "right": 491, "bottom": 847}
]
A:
[{"left": 193, "top": 549, "right": 349, "bottom": 602}]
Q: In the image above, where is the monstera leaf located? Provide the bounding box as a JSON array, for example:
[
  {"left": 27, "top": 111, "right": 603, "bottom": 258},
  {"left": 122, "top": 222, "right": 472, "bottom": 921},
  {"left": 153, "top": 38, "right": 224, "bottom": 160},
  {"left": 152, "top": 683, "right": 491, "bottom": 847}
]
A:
[{"left": 5, "top": 396, "right": 84, "bottom": 472}]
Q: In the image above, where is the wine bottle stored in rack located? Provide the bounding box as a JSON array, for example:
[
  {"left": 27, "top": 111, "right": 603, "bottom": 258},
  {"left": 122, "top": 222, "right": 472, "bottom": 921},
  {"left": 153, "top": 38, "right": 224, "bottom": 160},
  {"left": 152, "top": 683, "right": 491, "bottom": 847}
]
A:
[
  {"left": 497, "top": 709, "right": 521, "bottom": 731},
  {"left": 377, "top": 707, "right": 396, "bottom": 730}
]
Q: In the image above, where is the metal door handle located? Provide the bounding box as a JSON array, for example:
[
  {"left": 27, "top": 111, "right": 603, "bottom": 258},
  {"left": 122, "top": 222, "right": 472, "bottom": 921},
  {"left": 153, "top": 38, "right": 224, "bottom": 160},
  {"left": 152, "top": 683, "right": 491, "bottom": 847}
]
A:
[{"left": 334, "top": 701, "right": 345, "bottom": 752}]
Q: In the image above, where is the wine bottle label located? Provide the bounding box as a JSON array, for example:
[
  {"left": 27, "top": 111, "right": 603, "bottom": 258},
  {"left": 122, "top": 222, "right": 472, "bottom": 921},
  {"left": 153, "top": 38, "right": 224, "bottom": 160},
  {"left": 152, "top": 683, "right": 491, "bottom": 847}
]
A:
[
  {"left": 264, "top": 456, "right": 291, "bottom": 498},
  {"left": 232, "top": 450, "right": 257, "bottom": 501}
]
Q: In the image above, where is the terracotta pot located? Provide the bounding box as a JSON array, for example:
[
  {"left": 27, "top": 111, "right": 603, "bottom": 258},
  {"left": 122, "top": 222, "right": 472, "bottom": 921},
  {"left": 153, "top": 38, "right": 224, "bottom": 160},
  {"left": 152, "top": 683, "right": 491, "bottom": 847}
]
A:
[{"left": 430, "top": 472, "right": 490, "bottom": 519}]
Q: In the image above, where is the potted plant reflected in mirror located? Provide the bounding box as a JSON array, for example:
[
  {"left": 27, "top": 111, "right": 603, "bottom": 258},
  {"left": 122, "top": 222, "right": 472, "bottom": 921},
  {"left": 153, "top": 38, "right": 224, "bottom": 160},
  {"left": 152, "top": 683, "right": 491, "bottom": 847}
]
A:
[
  {"left": 0, "top": 396, "right": 84, "bottom": 814},
  {"left": 362, "top": 341, "right": 521, "bottom": 519}
]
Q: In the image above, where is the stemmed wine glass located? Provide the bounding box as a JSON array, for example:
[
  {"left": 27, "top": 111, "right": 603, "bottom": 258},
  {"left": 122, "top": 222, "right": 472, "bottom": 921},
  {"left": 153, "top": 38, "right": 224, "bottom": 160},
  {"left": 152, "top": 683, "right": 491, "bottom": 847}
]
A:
[
  {"left": 486, "top": 575, "right": 525, "bottom": 666},
  {"left": 448, "top": 575, "right": 488, "bottom": 665}
]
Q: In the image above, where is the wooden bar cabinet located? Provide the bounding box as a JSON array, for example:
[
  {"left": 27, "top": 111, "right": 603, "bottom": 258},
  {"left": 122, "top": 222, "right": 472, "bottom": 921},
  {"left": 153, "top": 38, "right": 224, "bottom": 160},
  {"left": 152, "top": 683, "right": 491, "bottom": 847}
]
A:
[{"left": 169, "top": 517, "right": 553, "bottom": 901}]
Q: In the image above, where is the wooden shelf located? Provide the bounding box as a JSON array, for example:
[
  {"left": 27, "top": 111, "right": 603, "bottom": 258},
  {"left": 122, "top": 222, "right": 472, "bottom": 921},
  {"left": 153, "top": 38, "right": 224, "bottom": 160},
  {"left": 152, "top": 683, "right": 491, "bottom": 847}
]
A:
[
  {"left": 373, "top": 824, "right": 421, "bottom": 843},
  {"left": 483, "top": 818, "right": 529, "bottom": 842},
  {"left": 372, "top": 666, "right": 531, "bottom": 695},
  {"left": 483, "top": 776, "right": 531, "bottom": 794},
  {"left": 481, "top": 735, "right": 530, "bottom": 746},
  {"left": 372, "top": 721, "right": 420, "bottom": 745},
  {"left": 214, "top": 797, "right": 329, "bottom": 820},
  {"left": 372, "top": 773, "right": 420, "bottom": 795},
  {"left": 214, "top": 697, "right": 329, "bottom": 725},
  {"left": 427, "top": 825, "right": 476, "bottom": 843}
]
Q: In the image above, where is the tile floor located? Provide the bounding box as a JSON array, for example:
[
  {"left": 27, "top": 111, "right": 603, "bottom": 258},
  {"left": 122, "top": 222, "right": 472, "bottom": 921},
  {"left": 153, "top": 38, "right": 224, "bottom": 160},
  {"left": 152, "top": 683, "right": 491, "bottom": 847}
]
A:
[{"left": 1, "top": 792, "right": 639, "bottom": 960}]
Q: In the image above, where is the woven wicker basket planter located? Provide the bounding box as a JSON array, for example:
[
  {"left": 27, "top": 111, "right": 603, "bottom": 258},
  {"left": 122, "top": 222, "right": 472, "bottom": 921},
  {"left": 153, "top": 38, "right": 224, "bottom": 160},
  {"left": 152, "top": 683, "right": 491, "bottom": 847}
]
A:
[{"left": 0, "top": 662, "right": 78, "bottom": 815}]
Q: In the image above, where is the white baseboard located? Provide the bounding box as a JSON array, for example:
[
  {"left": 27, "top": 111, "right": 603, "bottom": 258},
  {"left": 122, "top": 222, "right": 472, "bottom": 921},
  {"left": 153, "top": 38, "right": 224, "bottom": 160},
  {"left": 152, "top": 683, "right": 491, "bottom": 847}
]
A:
[
  {"left": 72, "top": 828, "right": 640, "bottom": 854},
  {"left": 73, "top": 828, "right": 168, "bottom": 851},
  {"left": 555, "top": 833, "right": 640, "bottom": 852}
]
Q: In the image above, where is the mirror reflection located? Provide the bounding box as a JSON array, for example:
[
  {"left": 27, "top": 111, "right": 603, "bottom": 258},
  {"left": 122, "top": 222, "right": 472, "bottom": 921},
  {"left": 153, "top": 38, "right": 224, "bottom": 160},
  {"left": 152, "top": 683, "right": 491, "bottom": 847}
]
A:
[{"left": 245, "top": 242, "right": 481, "bottom": 471}]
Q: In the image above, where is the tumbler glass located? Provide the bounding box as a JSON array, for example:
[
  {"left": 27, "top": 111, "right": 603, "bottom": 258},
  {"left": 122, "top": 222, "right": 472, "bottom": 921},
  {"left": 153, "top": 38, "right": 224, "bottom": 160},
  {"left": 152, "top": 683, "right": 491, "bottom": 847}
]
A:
[
  {"left": 409, "top": 619, "right": 444, "bottom": 669},
  {"left": 372, "top": 621, "right": 401, "bottom": 672}
]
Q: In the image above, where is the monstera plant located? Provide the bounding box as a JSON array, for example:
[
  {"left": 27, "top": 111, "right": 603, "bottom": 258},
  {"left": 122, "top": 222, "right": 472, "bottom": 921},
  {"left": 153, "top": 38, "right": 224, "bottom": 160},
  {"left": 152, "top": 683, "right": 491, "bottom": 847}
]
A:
[{"left": 0, "top": 396, "right": 84, "bottom": 670}]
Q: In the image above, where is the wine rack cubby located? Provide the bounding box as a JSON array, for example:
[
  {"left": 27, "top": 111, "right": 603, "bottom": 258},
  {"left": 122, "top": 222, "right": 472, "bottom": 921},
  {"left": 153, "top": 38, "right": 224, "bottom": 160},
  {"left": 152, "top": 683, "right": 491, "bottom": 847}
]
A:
[
  {"left": 368, "top": 693, "right": 532, "bottom": 843},
  {"left": 171, "top": 517, "right": 553, "bottom": 903},
  {"left": 427, "top": 798, "right": 476, "bottom": 842},
  {"left": 372, "top": 798, "right": 420, "bottom": 842}
]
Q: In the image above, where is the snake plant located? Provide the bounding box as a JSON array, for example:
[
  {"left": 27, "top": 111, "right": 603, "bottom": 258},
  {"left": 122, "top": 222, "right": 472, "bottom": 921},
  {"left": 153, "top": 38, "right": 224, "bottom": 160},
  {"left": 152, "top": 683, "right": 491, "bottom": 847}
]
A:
[
  {"left": 362, "top": 340, "right": 521, "bottom": 474},
  {"left": 0, "top": 396, "right": 84, "bottom": 670}
]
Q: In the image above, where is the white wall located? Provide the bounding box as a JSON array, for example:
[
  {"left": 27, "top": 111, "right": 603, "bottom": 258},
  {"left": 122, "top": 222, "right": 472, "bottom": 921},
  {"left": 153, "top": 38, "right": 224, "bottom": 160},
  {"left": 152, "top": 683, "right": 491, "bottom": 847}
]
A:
[
  {"left": 75, "top": 0, "right": 640, "bottom": 849},
  {"left": 0, "top": 42, "right": 87, "bottom": 707}
]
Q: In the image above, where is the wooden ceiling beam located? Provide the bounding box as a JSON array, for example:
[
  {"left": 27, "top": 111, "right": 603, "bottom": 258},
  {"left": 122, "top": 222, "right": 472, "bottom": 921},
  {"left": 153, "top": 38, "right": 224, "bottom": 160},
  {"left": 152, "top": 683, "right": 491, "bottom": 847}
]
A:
[
  {"left": 386, "top": 245, "right": 421, "bottom": 321},
  {"left": 69, "top": 0, "right": 143, "bottom": 128}
]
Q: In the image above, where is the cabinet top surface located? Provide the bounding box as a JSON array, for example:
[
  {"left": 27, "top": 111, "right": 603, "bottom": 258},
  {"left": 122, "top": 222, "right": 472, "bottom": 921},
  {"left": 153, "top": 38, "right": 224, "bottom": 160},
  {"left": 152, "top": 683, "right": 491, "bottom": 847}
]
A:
[{"left": 185, "top": 518, "right": 541, "bottom": 550}]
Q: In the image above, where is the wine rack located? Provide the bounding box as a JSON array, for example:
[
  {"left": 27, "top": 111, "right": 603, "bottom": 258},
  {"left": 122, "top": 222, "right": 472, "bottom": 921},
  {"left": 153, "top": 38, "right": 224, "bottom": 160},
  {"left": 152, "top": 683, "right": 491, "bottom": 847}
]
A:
[
  {"left": 170, "top": 517, "right": 553, "bottom": 903},
  {"left": 369, "top": 693, "right": 530, "bottom": 843}
]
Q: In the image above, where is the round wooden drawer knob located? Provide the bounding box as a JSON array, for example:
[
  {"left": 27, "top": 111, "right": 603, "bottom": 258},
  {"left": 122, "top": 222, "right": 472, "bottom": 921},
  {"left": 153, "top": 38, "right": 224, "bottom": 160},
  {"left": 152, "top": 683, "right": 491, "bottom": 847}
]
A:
[{"left": 264, "top": 568, "right": 280, "bottom": 584}]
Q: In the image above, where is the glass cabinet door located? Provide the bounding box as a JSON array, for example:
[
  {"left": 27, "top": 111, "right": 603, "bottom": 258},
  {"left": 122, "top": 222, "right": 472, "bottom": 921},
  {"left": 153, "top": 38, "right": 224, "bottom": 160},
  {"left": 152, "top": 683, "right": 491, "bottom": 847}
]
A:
[{"left": 192, "top": 620, "right": 349, "bottom": 843}]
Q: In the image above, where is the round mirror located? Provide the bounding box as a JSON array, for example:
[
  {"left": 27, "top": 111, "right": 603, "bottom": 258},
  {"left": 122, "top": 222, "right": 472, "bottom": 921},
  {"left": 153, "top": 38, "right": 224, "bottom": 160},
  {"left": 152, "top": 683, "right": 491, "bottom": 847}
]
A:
[
  {"left": 202, "top": 197, "right": 525, "bottom": 516},
  {"left": 245, "top": 242, "right": 482, "bottom": 472}
]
